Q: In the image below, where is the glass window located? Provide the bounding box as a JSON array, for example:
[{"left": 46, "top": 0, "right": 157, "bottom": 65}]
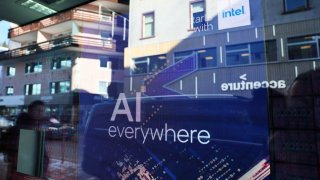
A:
[
  {"left": 99, "top": 57, "right": 109, "bottom": 68},
  {"left": 25, "top": 84, "right": 41, "bottom": 95},
  {"left": 142, "top": 12, "right": 155, "bottom": 38},
  {"left": 34, "top": 63, "right": 42, "bottom": 73},
  {"left": 197, "top": 48, "right": 217, "bottom": 68},
  {"left": 174, "top": 50, "right": 194, "bottom": 63},
  {"left": 226, "top": 44, "right": 250, "bottom": 66},
  {"left": 174, "top": 48, "right": 217, "bottom": 68},
  {"left": 98, "top": 81, "right": 108, "bottom": 94},
  {"left": 5, "top": 86, "right": 14, "bottom": 95},
  {"left": 226, "top": 41, "right": 278, "bottom": 65},
  {"left": 25, "top": 62, "right": 42, "bottom": 73},
  {"left": 50, "top": 81, "right": 71, "bottom": 94},
  {"left": 61, "top": 58, "right": 72, "bottom": 68},
  {"left": 6, "top": 66, "right": 16, "bottom": 76},
  {"left": 288, "top": 34, "right": 319, "bottom": 60},
  {"left": 132, "top": 57, "right": 148, "bottom": 74},
  {"left": 132, "top": 55, "right": 167, "bottom": 74},
  {"left": 251, "top": 42, "right": 265, "bottom": 64},
  {"left": 51, "top": 57, "right": 72, "bottom": 70},
  {"left": 51, "top": 59, "right": 60, "bottom": 70},
  {"left": 32, "top": 84, "right": 41, "bottom": 95},
  {"left": 284, "top": 0, "right": 308, "bottom": 12},
  {"left": 191, "top": 1, "right": 205, "bottom": 29},
  {"left": 149, "top": 55, "right": 166, "bottom": 73}
]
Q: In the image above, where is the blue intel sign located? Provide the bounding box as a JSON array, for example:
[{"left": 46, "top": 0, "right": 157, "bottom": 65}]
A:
[{"left": 222, "top": 5, "right": 245, "bottom": 18}]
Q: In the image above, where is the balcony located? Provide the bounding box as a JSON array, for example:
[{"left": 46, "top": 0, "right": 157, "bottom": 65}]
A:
[
  {"left": 0, "top": 35, "right": 115, "bottom": 60},
  {"left": 9, "top": 8, "right": 116, "bottom": 38}
]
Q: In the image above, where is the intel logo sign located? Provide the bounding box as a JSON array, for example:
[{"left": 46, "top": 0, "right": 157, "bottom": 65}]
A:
[
  {"left": 218, "top": 0, "right": 251, "bottom": 30},
  {"left": 222, "top": 5, "right": 245, "bottom": 18}
]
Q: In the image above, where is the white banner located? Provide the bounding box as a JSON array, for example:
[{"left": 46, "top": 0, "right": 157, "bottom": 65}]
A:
[{"left": 217, "top": 0, "right": 251, "bottom": 30}]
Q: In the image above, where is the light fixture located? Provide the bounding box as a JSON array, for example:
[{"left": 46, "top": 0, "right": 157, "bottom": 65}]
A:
[
  {"left": 197, "top": 49, "right": 206, "bottom": 53},
  {"left": 300, "top": 45, "right": 311, "bottom": 49},
  {"left": 204, "top": 56, "right": 213, "bottom": 60},
  {"left": 158, "top": 56, "right": 166, "bottom": 59},
  {"left": 241, "top": 53, "right": 250, "bottom": 57},
  {"left": 17, "top": 0, "right": 57, "bottom": 15}
]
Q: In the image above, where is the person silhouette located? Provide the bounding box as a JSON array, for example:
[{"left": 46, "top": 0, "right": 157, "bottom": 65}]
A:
[{"left": 2, "top": 100, "right": 49, "bottom": 180}]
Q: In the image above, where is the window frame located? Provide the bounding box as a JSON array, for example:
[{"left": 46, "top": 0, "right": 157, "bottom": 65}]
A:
[
  {"left": 131, "top": 54, "right": 167, "bottom": 75},
  {"left": 226, "top": 40, "right": 278, "bottom": 66},
  {"left": 283, "top": 0, "right": 309, "bottom": 14},
  {"left": 189, "top": 0, "right": 206, "bottom": 30},
  {"left": 141, "top": 11, "right": 155, "bottom": 39},
  {"left": 6, "top": 66, "right": 16, "bottom": 77},
  {"left": 287, "top": 34, "right": 320, "bottom": 61},
  {"left": 50, "top": 80, "right": 71, "bottom": 94},
  {"left": 25, "top": 62, "right": 42, "bottom": 74},
  {"left": 51, "top": 57, "right": 72, "bottom": 70},
  {"left": 5, "top": 86, "right": 14, "bottom": 96},
  {"left": 24, "top": 83, "right": 41, "bottom": 95},
  {"left": 174, "top": 48, "right": 218, "bottom": 69}
]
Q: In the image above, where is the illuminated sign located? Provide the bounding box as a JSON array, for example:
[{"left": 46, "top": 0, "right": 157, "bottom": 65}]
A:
[{"left": 218, "top": 0, "right": 251, "bottom": 30}]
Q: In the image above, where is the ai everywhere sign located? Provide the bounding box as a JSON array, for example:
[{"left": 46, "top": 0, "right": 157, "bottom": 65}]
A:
[{"left": 218, "top": 0, "right": 251, "bottom": 30}]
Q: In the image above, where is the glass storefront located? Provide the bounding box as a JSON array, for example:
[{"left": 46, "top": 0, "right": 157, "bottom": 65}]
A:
[{"left": 0, "top": 0, "right": 319, "bottom": 179}]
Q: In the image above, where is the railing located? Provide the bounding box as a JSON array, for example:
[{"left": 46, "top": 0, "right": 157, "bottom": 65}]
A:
[
  {"left": 9, "top": 9, "right": 115, "bottom": 38},
  {"left": 0, "top": 35, "right": 115, "bottom": 60}
]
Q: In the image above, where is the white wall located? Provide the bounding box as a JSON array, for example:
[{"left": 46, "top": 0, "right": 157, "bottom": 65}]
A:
[{"left": 128, "top": 0, "right": 219, "bottom": 47}]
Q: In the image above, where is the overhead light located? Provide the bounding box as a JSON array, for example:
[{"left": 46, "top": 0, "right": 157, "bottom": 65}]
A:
[
  {"left": 38, "top": 0, "right": 62, "bottom": 4},
  {"left": 300, "top": 45, "right": 311, "bottom": 49},
  {"left": 158, "top": 56, "right": 166, "bottom": 59},
  {"left": 197, "top": 50, "right": 206, "bottom": 53},
  {"left": 241, "top": 53, "right": 250, "bottom": 57},
  {"left": 17, "top": 0, "right": 57, "bottom": 15},
  {"left": 204, "top": 56, "right": 214, "bottom": 60}
]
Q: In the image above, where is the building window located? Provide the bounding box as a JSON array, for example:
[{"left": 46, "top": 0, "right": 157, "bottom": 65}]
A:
[
  {"left": 142, "top": 12, "right": 155, "bottom": 38},
  {"left": 226, "top": 41, "right": 277, "bottom": 66},
  {"left": 174, "top": 50, "right": 194, "bottom": 63},
  {"left": 25, "top": 62, "right": 42, "bottom": 73},
  {"left": 132, "top": 57, "right": 148, "bottom": 74},
  {"left": 99, "top": 56, "right": 109, "bottom": 68},
  {"left": 51, "top": 57, "right": 72, "bottom": 70},
  {"left": 5, "top": 86, "right": 14, "bottom": 95},
  {"left": 288, "top": 34, "right": 319, "bottom": 60},
  {"left": 226, "top": 44, "right": 250, "bottom": 66},
  {"left": 132, "top": 55, "right": 167, "bottom": 75},
  {"left": 6, "top": 66, "right": 16, "bottom": 76},
  {"left": 190, "top": 1, "right": 205, "bottom": 29},
  {"left": 197, "top": 48, "right": 217, "bottom": 68},
  {"left": 175, "top": 48, "right": 217, "bottom": 68},
  {"left": 284, "top": 0, "right": 308, "bottom": 13},
  {"left": 50, "top": 81, "right": 70, "bottom": 94},
  {"left": 25, "top": 84, "right": 41, "bottom": 95},
  {"left": 98, "top": 81, "right": 108, "bottom": 94}
]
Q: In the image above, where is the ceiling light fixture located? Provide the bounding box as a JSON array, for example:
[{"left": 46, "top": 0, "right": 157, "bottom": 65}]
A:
[
  {"left": 300, "top": 45, "right": 311, "bottom": 49},
  {"left": 204, "top": 56, "right": 213, "bottom": 60},
  {"left": 197, "top": 50, "right": 206, "bottom": 53},
  {"left": 17, "top": 0, "right": 57, "bottom": 15},
  {"left": 158, "top": 56, "right": 167, "bottom": 59},
  {"left": 241, "top": 53, "right": 250, "bottom": 57}
]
